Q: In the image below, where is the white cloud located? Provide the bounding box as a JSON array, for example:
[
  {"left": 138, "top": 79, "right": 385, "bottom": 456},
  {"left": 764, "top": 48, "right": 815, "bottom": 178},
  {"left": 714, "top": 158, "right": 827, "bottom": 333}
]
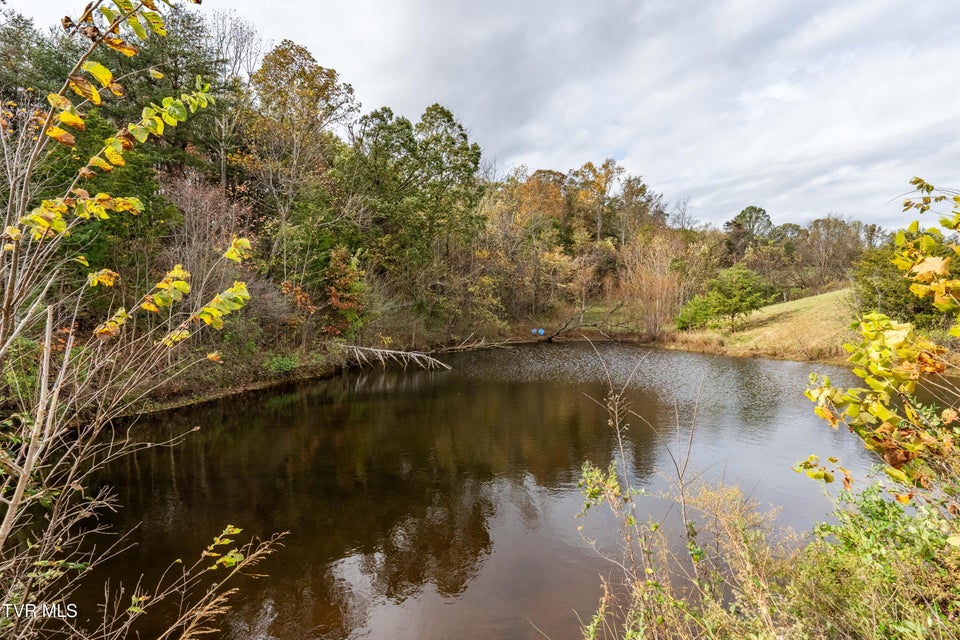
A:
[{"left": 11, "top": 0, "right": 960, "bottom": 228}]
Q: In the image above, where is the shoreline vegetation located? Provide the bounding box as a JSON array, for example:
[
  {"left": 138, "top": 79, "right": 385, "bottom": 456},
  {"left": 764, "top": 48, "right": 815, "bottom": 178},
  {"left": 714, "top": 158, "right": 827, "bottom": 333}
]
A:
[{"left": 140, "top": 288, "right": 855, "bottom": 415}]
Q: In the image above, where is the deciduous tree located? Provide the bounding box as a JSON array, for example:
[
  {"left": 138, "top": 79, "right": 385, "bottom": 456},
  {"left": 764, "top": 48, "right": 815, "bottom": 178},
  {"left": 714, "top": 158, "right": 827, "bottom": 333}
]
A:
[
  {"left": 241, "top": 39, "right": 356, "bottom": 277},
  {"left": 567, "top": 158, "right": 623, "bottom": 243}
]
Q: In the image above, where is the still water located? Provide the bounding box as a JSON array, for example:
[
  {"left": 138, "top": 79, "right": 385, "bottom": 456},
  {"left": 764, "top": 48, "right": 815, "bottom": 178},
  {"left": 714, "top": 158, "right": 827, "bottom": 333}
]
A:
[{"left": 86, "top": 343, "right": 876, "bottom": 639}]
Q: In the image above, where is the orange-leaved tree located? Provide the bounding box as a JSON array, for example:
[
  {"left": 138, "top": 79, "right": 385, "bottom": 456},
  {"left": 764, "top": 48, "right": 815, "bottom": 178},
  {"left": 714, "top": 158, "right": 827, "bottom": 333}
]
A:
[{"left": 0, "top": 2, "right": 281, "bottom": 638}]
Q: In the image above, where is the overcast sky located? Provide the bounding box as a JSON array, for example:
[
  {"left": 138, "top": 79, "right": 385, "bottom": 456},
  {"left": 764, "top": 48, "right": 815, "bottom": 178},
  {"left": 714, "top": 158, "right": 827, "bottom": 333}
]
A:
[{"left": 13, "top": 0, "right": 960, "bottom": 228}]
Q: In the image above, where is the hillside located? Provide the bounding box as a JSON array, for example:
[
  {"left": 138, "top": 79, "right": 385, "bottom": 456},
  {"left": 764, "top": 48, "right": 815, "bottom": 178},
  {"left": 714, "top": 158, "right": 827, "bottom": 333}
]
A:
[{"left": 661, "top": 288, "right": 856, "bottom": 363}]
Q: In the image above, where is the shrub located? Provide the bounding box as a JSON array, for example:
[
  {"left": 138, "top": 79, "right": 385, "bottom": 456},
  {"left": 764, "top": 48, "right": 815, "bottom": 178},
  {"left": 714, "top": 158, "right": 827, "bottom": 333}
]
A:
[
  {"left": 675, "top": 265, "right": 770, "bottom": 330},
  {"left": 263, "top": 352, "right": 300, "bottom": 374},
  {"left": 675, "top": 292, "right": 720, "bottom": 330}
]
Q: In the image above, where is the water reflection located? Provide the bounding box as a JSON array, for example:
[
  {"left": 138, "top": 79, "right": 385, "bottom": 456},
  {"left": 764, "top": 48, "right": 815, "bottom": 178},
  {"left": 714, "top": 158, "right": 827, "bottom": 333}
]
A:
[{"left": 81, "top": 343, "right": 875, "bottom": 640}]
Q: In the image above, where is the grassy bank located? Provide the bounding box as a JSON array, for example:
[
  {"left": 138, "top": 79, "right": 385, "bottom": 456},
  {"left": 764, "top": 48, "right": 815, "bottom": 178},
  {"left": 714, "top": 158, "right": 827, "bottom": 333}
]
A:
[{"left": 658, "top": 288, "right": 855, "bottom": 364}]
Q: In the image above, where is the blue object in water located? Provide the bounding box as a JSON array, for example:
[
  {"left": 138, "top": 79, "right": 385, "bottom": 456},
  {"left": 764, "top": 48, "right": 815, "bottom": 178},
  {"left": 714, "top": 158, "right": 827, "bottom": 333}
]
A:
[{"left": 538, "top": 328, "right": 545, "bottom": 336}]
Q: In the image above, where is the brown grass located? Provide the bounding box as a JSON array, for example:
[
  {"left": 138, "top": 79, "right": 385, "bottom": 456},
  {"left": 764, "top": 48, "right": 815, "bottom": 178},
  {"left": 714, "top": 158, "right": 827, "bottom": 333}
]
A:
[{"left": 660, "top": 289, "right": 855, "bottom": 364}]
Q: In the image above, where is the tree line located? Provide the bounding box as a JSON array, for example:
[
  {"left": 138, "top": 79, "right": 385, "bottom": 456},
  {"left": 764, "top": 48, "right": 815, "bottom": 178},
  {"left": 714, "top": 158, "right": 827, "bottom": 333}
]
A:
[{"left": 0, "top": 6, "right": 890, "bottom": 359}]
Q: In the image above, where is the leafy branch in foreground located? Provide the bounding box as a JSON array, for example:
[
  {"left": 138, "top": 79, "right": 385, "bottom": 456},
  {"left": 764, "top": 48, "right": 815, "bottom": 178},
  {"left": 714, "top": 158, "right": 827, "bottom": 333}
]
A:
[
  {"left": 807, "top": 178, "right": 960, "bottom": 497},
  {"left": 0, "top": 2, "right": 277, "bottom": 638}
]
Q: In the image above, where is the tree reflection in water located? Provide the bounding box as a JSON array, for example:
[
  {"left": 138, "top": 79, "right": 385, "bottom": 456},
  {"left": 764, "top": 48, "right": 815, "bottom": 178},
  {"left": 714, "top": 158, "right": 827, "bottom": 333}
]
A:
[{"left": 79, "top": 343, "right": 872, "bottom": 640}]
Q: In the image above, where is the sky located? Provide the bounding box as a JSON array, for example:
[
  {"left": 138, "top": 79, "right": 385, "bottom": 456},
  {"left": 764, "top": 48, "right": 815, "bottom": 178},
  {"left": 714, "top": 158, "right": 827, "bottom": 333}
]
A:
[{"left": 12, "top": 0, "right": 960, "bottom": 228}]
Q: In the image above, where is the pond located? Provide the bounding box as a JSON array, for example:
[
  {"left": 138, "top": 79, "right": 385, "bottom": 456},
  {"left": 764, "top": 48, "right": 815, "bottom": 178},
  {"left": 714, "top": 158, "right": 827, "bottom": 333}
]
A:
[{"left": 83, "top": 342, "right": 877, "bottom": 639}]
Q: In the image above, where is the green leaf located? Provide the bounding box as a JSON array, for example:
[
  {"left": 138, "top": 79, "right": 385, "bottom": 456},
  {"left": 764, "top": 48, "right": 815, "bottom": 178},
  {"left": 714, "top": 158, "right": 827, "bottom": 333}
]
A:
[
  {"left": 883, "top": 466, "right": 910, "bottom": 484},
  {"left": 128, "top": 123, "right": 149, "bottom": 144},
  {"left": 167, "top": 100, "right": 187, "bottom": 121},
  {"left": 153, "top": 291, "right": 174, "bottom": 307},
  {"left": 145, "top": 116, "right": 164, "bottom": 136},
  {"left": 99, "top": 6, "right": 119, "bottom": 23},
  {"left": 868, "top": 401, "right": 896, "bottom": 423},
  {"left": 127, "top": 14, "right": 147, "bottom": 40}
]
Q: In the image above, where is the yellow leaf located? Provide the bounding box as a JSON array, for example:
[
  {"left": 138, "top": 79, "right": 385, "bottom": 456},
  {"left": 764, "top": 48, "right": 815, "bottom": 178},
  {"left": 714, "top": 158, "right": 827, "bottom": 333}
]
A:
[
  {"left": 142, "top": 11, "right": 166, "bottom": 36},
  {"left": 87, "top": 269, "right": 120, "bottom": 287},
  {"left": 45, "top": 125, "right": 76, "bottom": 147},
  {"left": 95, "top": 323, "right": 121, "bottom": 338},
  {"left": 206, "top": 351, "right": 223, "bottom": 363},
  {"left": 909, "top": 282, "right": 931, "bottom": 298},
  {"left": 140, "top": 300, "right": 159, "bottom": 313},
  {"left": 112, "top": 197, "right": 144, "bottom": 214},
  {"left": 109, "top": 83, "right": 125, "bottom": 97},
  {"left": 73, "top": 255, "right": 89, "bottom": 266},
  {"left": 167, "top": 264, "right": 191, "bottom": 280},
  {"left": 103, "top": 36, "right": 138, "bottom": 57},
  {"left": 88, "top": 156, "right": 113, "bottom": 173},
  {"left": 910, "top": 256, "right": 951, "bottom": 283},
  {"left": 57, "top": 110, "right": 85, "bottom": 131},
  {"left": 160, "top": 329, "right": 191, "bottom": 347},
  {"left": 223, "top": 236, "right": 253, "bottom": 263},
  {"left": 104, "top": 146, "right": 125, "bottom": 166},
  {"left": 67, "top": 75, "right": 101, "bottom": 105},
  {"left": 46, "top": 93, "right": 72, "bottom": 110},
  {"left": 94, "top": 309, "right": 128, "bottom": 339},
  {"left": 148, "top": 68, "right": 164, "bottom": 79}
]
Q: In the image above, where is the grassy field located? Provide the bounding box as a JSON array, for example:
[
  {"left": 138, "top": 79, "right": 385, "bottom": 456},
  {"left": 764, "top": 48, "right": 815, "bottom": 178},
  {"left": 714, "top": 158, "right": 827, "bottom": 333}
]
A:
[{"left": 660, "top": 288, "right": 856, "bottom": 363}]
